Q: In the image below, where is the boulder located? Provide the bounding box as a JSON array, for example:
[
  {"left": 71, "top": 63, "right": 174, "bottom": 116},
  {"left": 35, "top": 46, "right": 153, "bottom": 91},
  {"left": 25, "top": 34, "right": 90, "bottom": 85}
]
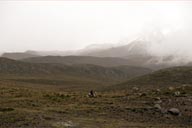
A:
[{"left": 168, "top": 108, "right": 181, "bottom": 116}]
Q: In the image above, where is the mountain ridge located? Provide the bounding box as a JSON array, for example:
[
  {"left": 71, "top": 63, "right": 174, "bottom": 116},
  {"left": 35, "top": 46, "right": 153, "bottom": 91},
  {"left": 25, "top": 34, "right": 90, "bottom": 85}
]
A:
[{"left": 2, "top": 40, "right": 192, "bottom": 69}]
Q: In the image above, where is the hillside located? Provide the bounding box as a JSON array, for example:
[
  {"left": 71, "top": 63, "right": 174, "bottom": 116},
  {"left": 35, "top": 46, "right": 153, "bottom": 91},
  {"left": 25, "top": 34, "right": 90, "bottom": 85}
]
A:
[
  {"left": 0, "top": 57, "right": 151, "bottom": 84},
  {"left": 0, "top": 57, "right": 65, "bottom": 75},
  {"left": 21, "top": 56, "right": 138, "bottom": 67},
  {"left": 1, "top": 52, "right": 39, "bottom": 60},
  {"left": 115, "top": 66, "right": 192, "bottom": 89}
]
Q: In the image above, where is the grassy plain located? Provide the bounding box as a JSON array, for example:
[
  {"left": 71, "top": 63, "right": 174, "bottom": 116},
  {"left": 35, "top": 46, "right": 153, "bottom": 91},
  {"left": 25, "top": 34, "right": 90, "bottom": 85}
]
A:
[{"left": 0, "top": 75, "right": 192, "bottom": 128}]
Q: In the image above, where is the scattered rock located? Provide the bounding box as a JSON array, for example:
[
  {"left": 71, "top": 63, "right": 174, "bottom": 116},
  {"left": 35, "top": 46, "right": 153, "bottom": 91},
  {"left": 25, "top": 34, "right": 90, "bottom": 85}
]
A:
[
  {"left": 132, "top": 87, "right": 139, "bottom": 92},
  {"left": 168, "top": 108, "right": 181, "bottom": 116},
  {"left": 156, "top": 89, "right": 161, "bottom": 93},
  {"left": 154, "top": 100, "right": 162, "bottom": 104},
  {"left": 154, "top": 97, "right": 162, "bottom": 104},
  {"left": 168, "top": 87, "right": 175, "bottom": 91},
  {"left": 182, "top": 84, "right": 188, "bottom": 88},
  {"left": 53, "top": 121, "right": 77, "bottom": 128},
  {"left": 154, "top": 97, "right": 161, "bottom": 101},
  {"left": 174, "top": 91, "right": 181, "bottom": 97},
  {"left": 154, "top": 104, "right": 161, "bottom": 110},
  {"left": 138, "top": 93, "right": 147, "bottom": 97}
]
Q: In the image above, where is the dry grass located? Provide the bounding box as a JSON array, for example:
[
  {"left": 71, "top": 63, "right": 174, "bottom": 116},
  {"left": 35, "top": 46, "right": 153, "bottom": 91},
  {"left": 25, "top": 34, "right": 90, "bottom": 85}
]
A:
[{"left": 0, "top": 77, "right": 192, "bottom": 128}]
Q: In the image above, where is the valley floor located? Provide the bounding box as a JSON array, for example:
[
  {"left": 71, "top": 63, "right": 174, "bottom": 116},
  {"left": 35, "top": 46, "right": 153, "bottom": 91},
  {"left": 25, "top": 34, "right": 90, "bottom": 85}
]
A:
[{"left": 0, "top": 80, "right": 192, "bottom": 128}]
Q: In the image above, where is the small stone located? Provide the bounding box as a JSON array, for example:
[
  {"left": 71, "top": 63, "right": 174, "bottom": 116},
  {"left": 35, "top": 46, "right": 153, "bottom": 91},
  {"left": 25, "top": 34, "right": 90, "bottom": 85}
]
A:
[
  {"left": 174, "top": 91, "right": 181, "bottom": 97},
  {"left": 139, "top": 93, "right": 147, "bottom": 97},
  {"left": 132, "top": 87, "right": 139, "bottom": 91},
  {"left": 154, "top": 97, "right": 161, "bottom": 101},
  {"left": 182, "top": 84, "right": 188, "bottom": 87},
  {"left": 154, "top": 104, "right": 161, "bottom": 110},
  {"left": 154, "top": 97, "right": 162, "bottom": 104},
  {"left": 154, "top": 100, "right": 162, "bottom": 104},
  {"left": 168, "top": 87, "right": 175, "bottom": 91},
  {"left": 156, "top": 89, "right": 161, "bottom": 92},
  {"left": 53, "top": 121, "right": 77, "bottom": 128}
]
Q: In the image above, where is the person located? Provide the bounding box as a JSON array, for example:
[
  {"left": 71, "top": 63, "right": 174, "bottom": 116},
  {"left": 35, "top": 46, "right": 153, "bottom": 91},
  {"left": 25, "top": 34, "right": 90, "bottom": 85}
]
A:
[{"left": 88, "top": 90, "right": 96, "bottom": 98}]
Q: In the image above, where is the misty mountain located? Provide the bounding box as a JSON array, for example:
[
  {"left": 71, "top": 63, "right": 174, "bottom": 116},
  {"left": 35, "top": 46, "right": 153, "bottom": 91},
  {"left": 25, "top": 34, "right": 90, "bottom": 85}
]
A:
[
  {"left": 0, "top": 57, "right": 151, "bottom": 82},
  {"left": 80, "top": 41, "right": 150, "bottom": 58},
  {"left": 81, "top": 39, "right": 192, "bottom": 69},
  {"left": 19, "top": 41, "right": 170, "bottom": 69},
  {"left": 2, "top": 37, "right": 191, "bottom": 69},
  {"left": 79, "top": 41, "right": 179, "bottom": 69},
  {"left": 23, "top": 43, "right": 115, "bottom": 56}
]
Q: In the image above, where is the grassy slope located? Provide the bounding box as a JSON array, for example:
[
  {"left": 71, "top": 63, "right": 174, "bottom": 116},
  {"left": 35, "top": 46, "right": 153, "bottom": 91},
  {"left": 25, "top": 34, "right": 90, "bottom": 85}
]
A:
[
  {"left": 113, "top": 66, "right": 192, "bottom": 90},
  {"left": 0, "top": 57, "right": 151, "bottom": 89},
  {"left": 0, "top": 58, "right": 192, "bottom": 127},
  {"left": 21, "top": 55, "right": 138, "bottom": 67},
  {"left": 1, "top": 79, "right": 192, "bottom": 127}
]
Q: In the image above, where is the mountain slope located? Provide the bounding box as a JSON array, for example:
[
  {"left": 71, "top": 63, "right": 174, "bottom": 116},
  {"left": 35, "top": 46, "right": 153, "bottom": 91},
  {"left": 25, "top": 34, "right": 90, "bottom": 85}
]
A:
[
  {"left": 115, "top": 66, "right": 192, "bottom": 89},
  {"left": 0, "top": 57, "right": 151, "bottom": 83},
  {"left": 21, "top": 56, "right": 139, "bottom": 67},
  {"left": 1, "top": 52, "right": 39, "bottom": 60}
]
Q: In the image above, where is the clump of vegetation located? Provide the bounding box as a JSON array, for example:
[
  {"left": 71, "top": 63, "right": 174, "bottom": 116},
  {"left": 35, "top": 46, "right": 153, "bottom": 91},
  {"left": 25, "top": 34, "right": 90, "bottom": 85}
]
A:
[
  {"left": 44, "top": 93, "right": 71, "bottom": 102},
  {"left": 0, "top": 107, "right": 14, "bottom": 112}
]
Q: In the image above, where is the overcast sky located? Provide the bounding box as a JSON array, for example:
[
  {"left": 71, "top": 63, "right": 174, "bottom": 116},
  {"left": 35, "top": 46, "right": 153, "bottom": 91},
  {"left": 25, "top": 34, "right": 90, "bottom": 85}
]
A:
[{"left": 0, "top": 1, "right": 191, "bottom": 52}]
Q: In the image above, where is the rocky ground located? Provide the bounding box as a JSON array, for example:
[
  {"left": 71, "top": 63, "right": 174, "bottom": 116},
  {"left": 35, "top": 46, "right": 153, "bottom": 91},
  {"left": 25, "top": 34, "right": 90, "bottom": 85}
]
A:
[{"left": 0, "top": 82, "right": 192, "bottom": 128}]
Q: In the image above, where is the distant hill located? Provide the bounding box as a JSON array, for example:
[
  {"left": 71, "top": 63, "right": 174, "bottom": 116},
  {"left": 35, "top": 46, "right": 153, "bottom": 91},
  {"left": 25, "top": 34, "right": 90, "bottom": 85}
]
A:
[
  {"left": 21, "top": 56, "right": 139, "bottom": 67},
  {"left": 114, "top": 66, "right": 192, "bottom": 89},
  {"left": 25, "top": 50, "right": 78, "bottom": 56},
  {"left": 79, "top": 41, "right": 154, "bottom": 68},
  {"left": 1, "top": 52, "right": 39, "bottom": 60},
  {"left": 0, "top": 57, "right": 151, "bottom": 83},
  {"left": 0, "top": 57, "right": 63, "bottom": 75}
]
